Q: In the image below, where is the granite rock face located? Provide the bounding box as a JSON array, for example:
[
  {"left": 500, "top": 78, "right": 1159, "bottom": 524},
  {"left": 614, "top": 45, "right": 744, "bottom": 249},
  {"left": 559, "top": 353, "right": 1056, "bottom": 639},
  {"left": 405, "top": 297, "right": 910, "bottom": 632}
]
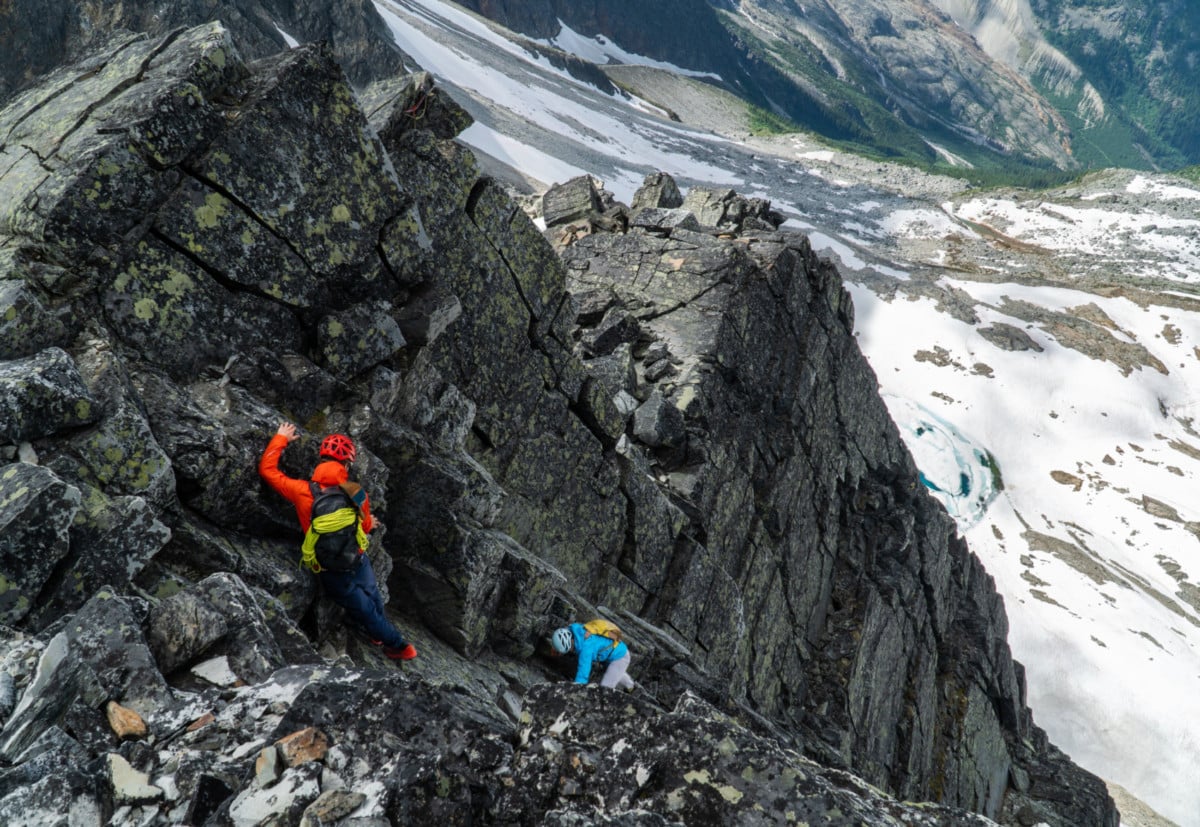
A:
[{"left": 0, "top": 24, "right": 1117, "bottom": 827}]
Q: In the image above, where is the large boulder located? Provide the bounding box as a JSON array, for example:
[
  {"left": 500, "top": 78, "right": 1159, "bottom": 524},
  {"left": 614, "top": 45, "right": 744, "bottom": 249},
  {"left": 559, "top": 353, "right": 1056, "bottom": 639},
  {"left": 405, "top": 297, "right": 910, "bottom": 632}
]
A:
[
  {"left": 0, "top": 278, "right": 70, "bottom": 360},
  {"left": 0, "top": 464, "right": 81, "bottom": 625},
  {"left": 146, "top": 572, "right": 317, "bottom": 682},
  {"left": 0, "top": 348, "right": 99, "bottom": 444},
  {"left": 21, "top": 488, "right": 170, "bottom": 632}
]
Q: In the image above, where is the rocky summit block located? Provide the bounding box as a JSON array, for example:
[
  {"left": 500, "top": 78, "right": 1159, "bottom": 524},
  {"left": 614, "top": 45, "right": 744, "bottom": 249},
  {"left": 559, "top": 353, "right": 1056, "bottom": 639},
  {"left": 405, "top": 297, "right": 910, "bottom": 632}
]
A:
[{"left": 0, "top": 22, "right": 1117, "bottom": 827}]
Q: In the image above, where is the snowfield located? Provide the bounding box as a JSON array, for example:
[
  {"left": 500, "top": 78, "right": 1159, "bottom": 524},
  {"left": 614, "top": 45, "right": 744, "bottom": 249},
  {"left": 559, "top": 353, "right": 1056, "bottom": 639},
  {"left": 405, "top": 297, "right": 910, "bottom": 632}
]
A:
[{"left": 375, "top": 1, "right": 1200, "bottom": 822}]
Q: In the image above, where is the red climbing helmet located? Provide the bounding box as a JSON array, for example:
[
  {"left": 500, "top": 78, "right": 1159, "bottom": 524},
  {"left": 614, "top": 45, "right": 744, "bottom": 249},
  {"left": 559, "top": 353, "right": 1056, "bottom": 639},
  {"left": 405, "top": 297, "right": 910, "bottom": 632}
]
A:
[{"left": 318, "top": 433, "right": 356, "bottom": 463}]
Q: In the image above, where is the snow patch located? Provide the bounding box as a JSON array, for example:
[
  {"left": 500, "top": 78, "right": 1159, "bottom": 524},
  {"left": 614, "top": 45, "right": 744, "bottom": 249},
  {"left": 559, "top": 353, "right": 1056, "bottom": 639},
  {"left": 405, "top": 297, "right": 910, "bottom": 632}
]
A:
[
  {"left": 273, "top": 23, "right": 300, "bottom": 49},
  {"left": 544, "top": 21, "right": 722, "bottom": 81}
]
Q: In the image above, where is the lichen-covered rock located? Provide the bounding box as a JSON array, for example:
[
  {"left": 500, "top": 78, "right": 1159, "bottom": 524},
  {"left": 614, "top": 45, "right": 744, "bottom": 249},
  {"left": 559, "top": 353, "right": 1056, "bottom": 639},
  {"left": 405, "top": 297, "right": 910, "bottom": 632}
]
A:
[
  {"left": 629, "top": 207, "right": 704, "bottom": 235},
  {"left": 146, "top": 580, "right": 233, "bottom": 675},
  {"left": 580, "top": 307, "right": 641, "bottom": 357},
  {"left": 62, "top": 589, "right": 177, "bottom": 724},
  {"left": 158, "top": 42, "right": 402, "bottom": 306},
  {"left": 543, "top": 175, "right": 603, "bottom": 228},
  {"left": 36, "top": 336, "right": 177, "bottom": 512},
  {"left": 0, "top": 463, "right": 81, "bottom": 625},
  {"left": 147, "top": 572, "right": 311, "bottom": 683},
  {"left": 104, "top": 235, "right": 303, "bottom": 380},
  {"left": 631, "top": 389, "right": 686, "bottom": 449},
  {"left": 21, "top": 487, "right": 170, "bottom": 632},
  {"left": 359, "top": 70, "right": 475, "bottom": 144},
  {"left": 679, "top": 187, "right": 784, "bottom": 233},
  {"left": 0, "top": 348, "right": 99, "bottom": 443},
  {"left": 317, "top": 299, "right": 407, "bottom": 379},
  {"left": 0, "top": 279, "right": 70, "bottom": 359},
  {"left": 631, "top": 171, "right": 684, "bottom": 212},
  {"left": 301, "top": 789, "right": 368, "bottom": 826},
  {"left": 0, "top": 635, "right": 78, "bottom": 762}
]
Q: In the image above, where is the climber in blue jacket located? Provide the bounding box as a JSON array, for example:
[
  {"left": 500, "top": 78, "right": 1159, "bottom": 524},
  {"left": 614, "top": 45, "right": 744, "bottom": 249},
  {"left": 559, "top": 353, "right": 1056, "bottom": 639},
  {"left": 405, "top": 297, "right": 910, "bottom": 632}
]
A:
[{"left": 550, "top": 622, "right": 635, "bottom": 689}]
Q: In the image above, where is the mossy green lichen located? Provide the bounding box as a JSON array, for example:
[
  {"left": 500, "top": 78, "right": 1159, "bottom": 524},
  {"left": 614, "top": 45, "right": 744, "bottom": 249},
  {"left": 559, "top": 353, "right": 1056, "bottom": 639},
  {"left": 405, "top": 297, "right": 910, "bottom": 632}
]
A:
[
  {"left": 133, "top": 298, "right": 158, "bottom": 320},
  {"left": 195, "top": 191, "right": 229, "bottom": 229}
]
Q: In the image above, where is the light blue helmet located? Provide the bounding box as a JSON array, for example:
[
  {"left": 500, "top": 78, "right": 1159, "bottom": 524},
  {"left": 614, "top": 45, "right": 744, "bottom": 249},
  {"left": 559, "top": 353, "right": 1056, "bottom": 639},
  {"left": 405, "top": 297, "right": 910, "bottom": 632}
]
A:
[{"left": 551, "top": 627, "right": 574, "bottom": 654}]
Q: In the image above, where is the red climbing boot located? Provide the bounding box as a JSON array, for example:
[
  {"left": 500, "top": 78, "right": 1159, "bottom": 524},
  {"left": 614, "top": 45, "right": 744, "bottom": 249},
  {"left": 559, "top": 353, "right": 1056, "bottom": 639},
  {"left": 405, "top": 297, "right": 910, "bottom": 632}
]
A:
[{"left": 383, "top": 643, "right": 418, "bottom": 661}]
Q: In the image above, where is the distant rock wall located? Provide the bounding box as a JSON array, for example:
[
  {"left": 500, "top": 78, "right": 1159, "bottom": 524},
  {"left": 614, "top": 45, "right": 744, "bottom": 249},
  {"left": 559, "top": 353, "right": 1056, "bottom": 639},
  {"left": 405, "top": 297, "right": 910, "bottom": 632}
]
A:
[
  {"left": 0, "top": 23, "right": 1116, "bottom": 826},
  {"left": 0, "top": 0, "right": 405, "bottom": 107}
]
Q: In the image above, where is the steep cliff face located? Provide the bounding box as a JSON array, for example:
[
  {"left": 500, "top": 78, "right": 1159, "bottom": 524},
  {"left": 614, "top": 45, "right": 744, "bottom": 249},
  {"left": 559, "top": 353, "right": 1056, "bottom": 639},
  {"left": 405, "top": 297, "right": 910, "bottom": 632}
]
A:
[{"left": 0, "top": 23, "right": 1116, "bottom": 825}]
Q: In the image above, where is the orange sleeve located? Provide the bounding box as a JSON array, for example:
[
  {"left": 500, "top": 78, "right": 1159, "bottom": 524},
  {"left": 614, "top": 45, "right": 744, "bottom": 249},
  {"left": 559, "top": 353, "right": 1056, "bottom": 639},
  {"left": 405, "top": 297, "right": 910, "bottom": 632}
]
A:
[
  {"left": 359, "top": 493, "right": 374, "bottom": 534},
  {"left": 259, "top": 434, "right": 315, "bottom": 529}
]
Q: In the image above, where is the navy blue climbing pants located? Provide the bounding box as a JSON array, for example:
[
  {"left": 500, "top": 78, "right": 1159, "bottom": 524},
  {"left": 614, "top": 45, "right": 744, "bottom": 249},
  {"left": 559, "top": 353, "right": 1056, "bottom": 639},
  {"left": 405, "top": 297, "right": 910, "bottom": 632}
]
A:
[{"left": 319, "top": 554, "right": 407, "bottom": 648}]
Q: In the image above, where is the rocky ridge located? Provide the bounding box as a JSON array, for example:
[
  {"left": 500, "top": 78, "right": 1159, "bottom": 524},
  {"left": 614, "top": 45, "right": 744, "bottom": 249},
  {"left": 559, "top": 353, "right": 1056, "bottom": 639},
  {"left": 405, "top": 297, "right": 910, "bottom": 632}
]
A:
[{"left": 0, "top": 23, "right": 1117, "bottom": 826}]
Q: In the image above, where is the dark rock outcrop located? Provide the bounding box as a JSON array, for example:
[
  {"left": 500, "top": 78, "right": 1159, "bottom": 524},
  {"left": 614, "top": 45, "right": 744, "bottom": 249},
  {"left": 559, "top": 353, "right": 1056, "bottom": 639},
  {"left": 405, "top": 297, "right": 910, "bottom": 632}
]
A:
[
  {"left": 0, "top": 23, "right": 1117, "bottom": 827},
  {"left": 0, "top": 0, "right": 406, "bottom": 106}
]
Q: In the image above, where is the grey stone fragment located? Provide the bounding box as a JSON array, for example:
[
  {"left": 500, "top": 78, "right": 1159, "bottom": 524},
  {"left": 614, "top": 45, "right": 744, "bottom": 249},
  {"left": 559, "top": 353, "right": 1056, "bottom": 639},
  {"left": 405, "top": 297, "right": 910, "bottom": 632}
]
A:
[
  {"left": 0, "top": 635, "right": 77, "bottom": 761},
  {"left": 580, "top": 308, "right": 641, "bottom": 357},
  {"left": 542, "top": 175, "right": 602, "bottom": 227},
  {"left": 644, "top": 359, "right": 676, "bottom": 382},
  {"left": 979, "top": 323, "right": 1044, "bottom": 352},
  {"left": 629, "top": 207, "right": 702, "bottom": 235},
  {"left": 228, "top": 761, "right": 321, "bottom": 827},
  {"left": 300, "top": 789, "right": 366, "bottom": 826},
  {"left": 681, "top": 187, "right": 735, "bottom": 227},
  {"left": 573, "top": 287, "right": 619, "bottom": 326},
  {"left": 108, "top": 753, "right": 164, "bottom": 804},
  {"left": 394, "top": 287, "right": 461, "bottom": 347},
  {"left": 255, "top": 745, "right": 282, "bottom": 788},
  {"left": 632, "top": 390, "right": 685, "bottom": 448},
  {"left": 146, "top": 583, "right": 232, "bottom": 675},
  {"left": 0, "top": 670, "right": 12, "bottom": 720},
  {"left": 361, "top": 70, "right": 474, "bottom": 143},
  {"left": 631, "top": 172, "right": 683, "bottom": 211}
]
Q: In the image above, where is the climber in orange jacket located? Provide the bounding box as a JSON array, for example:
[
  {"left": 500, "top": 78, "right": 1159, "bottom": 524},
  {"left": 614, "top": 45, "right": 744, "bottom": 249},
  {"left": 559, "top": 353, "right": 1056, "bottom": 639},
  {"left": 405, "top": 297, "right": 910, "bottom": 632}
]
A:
[{"left": 260, "top": 422, "right": 417, "bottom": 660}]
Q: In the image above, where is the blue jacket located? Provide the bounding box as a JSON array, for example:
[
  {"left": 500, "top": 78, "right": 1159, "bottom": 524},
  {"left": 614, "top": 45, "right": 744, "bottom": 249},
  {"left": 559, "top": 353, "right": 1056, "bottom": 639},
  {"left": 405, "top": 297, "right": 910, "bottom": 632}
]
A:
[{"left": 570, "top": 622, "right": 629, "bottom": 684}]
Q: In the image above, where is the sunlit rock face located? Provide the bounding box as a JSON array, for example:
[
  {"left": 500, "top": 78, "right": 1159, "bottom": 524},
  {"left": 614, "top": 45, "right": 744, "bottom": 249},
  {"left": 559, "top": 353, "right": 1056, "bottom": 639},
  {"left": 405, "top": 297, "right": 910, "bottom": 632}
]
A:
[{"left": 929, "top": 0, "right": 1105, "bottom": 121}]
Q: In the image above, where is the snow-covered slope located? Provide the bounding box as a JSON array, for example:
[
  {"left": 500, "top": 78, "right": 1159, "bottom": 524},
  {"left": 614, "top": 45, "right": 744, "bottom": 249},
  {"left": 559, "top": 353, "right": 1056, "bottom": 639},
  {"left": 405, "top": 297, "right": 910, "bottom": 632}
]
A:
[{"left": 373, "top": 1, "right": 1199, "bottom": 823}]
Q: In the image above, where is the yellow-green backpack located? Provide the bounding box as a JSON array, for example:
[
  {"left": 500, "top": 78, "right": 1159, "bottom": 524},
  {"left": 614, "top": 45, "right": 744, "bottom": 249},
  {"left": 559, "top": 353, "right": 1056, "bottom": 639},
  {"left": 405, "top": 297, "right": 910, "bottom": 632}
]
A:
[{"left": 582, "top": 618, "right": 623, "bottom": 651}]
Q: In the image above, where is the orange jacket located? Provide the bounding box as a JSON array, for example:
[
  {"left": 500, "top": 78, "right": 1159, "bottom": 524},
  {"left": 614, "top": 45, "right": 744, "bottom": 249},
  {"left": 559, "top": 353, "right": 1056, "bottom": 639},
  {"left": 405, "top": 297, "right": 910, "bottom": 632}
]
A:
[{"left": 259, "top": 433, "right": 374, "bottom": 535}]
